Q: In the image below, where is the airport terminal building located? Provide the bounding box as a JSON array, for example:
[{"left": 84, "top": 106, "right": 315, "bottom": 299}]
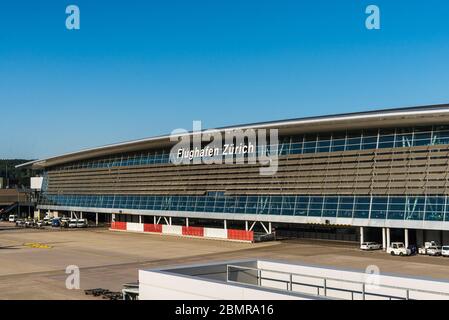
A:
[{"left": 18, "top": 104, "right": 449, "bottom": 245}]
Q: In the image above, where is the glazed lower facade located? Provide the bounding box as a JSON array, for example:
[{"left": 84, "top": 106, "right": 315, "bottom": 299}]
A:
[{"left": 39, "top": 193, "right": 449, "bottom": 222}]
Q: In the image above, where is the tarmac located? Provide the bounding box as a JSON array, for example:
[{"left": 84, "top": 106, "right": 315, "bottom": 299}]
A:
[{"left": 1, "top": 222, "right": 449, "bottom": 299}]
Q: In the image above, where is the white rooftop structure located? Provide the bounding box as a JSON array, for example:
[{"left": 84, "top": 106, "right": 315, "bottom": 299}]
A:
[{"left": 139, "top": 259, "right": 449, "bottom": 300}]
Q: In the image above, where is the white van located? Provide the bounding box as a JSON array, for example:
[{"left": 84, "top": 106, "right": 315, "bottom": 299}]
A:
[
  {"left": 68, "top": 219, "right": 78, "bottom": 228},
  {"left": 8, "top": 215, "right": 18, "bottom": 222},
  {"left": 360, "top": 242, "right": 382, "bottom": 250},
  {"left": 442, "top": 246, "right": 449, "bottom": 257}
]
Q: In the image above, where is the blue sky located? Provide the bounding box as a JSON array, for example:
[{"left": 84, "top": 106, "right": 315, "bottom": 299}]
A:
[{"left": 1, "top": 0, "right": 449, "bottom": 159}]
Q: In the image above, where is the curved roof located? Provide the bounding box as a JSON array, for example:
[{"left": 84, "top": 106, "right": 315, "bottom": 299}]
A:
[{"left": 17, "top": 103, "right": 449, "bottom": 169}]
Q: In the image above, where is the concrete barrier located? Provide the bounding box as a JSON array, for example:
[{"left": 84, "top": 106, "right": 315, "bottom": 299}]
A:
[
  {"left": 204, "top": 227, "right": 228, "bottom": 239},
  {"left": 111, "top": 221, "right": 127, "bottom": 230},
  {"left": 182, "top": 226, "right": 204, "bottom": 237},
  {"left": 127, "top": 222, "right": 144, "bottom": 232},
  {"left": 162, "top": 225, "right": 183, "bottom": 235},
  {"left": 110, "top": 221, "right": 254, "bottom": 242},
  {"left": 228, "top": 229, "right": 254, "bottom": 241},
  {"left": 144, "top": 223, "right": 162, "bottom": 233}
]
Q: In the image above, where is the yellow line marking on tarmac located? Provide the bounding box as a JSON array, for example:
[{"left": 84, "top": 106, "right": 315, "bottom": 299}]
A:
[{"left": 23, "top": 243, "right": 52, "bottom": 249}]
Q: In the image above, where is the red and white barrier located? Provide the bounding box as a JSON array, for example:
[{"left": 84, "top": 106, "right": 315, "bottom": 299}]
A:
[
  {"left": 110, "top": 222, "right": 254, "bottom": 242},
  {"left": 228, "top": 229, "right": 254, "bottom": 241},
  {"left": 204, "top": 227, "right": 227, "bottom": 239},
  {"left": 111, "top": 221, "right": 127, "bottom": 230},
  {"left": 143, "top": 223, "right": 162, "bottom": 233},
  {"left": 182, "top": 226, "right": 204, "bottom": 237},
  {"left": 127, "top": 222, "right": 144, "bottom": 232},
  {"left": 162, "top": 225, "right": 183, "bottom": 235}
]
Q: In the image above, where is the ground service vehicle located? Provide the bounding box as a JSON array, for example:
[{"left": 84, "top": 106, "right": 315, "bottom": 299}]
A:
[
  {"left": 387, "top": 242, "right": 411, "bottom": 256},
  {"left": 419, "top": 241, "right": 438, "bottom": 255},
  {"left": 427, "top": 246, "right": 442, "bottom": 256}
]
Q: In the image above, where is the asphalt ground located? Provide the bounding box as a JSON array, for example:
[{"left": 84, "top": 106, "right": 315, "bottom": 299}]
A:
[{"left": 1, "top": 222, "right": 449, "bottom": 299}]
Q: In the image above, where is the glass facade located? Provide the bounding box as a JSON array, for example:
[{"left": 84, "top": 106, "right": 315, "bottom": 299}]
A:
[
  {"left": 52, "top": 125, "right": 449, "bottom": 171},
  {"left": 39, "top": 193, "right": 449, "bottom": 222}
]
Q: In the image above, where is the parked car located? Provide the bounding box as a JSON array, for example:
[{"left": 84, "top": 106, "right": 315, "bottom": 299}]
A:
[
  {"left": 51, "top": 217, "right": 61, "bottom": 227},
  {"left": 427, "top": 246, "right": 442, "bottom": 256},
  {"left": 60, "top": 217, "right": 70, "bottom": 228},
  {"left": 419, "top": 241, "right": 439, "bottom": 255},
  {"left": 442, "top": 246, "right": 449, "bottom": 257},
  {"left": 360, "top": 242, "right": 382, "bottom": 250},
  {"left": 15, "top": 219, "right": 25, "bottom": 227},
  {"left": 387, "top": 242, "right": 411, "bottom": 256},
  {"left": 43, "top": 216, "right": 52, "bottom": 225},
  {"left": 36, "top": 220, "right": 45, "bottom": 228},
  {"left": 76, "top": 219, "right": 88, "bottom": 228},
  {"left": 8, "top": 215, "right": 18, "bottom": 222},
  {"left": 24, "top": 219, "right": 35, "bottom": 228},
  {"left": 68, "top": 219, "right": 78, "bottom": 228},
  {"left": 408, "top": 245, "right": 417, "bottom": 255}
]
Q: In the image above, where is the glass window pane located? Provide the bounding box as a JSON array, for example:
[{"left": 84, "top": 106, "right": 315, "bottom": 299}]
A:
[
  {"left": 308, "top": 197, "right": 323, "bottom": 216},
  {"left": 270, "top": 196, "right": 283, "bottom": 215},
  {"left": 405, "top": 197, "right": 425, "bottom": 220},
  {"left": 337, "top": 196, "right": 354, "bottom": 218},
  {"left": 362, "top": 130, "right": 378, "bottom": 149},
  {"left": 378, "top": 129, "right": 395, "bottom": 148},
  {"left": 346, "top": 131, "right": 362, "bottom": 151},
  {"left": 331, "top": 133, "right": 346, "bottom": 152},
  {"left": 426, "top": 196, "right": 445, "bottom": 221},
  {"left": 282, "top": 196, "right": 296, "bottom": 215},
  {"left": 322, "top": 196, "right": 338, "bottom": 217},
  {"left": 354, "top": 197, "right": 370, "bottom": 218},
  {"left": 387, "top": 197, "right": 405, "bottom": 220},
  {"left": 317, "top": 135, "right": 331, "bottom": 153},
  {"left": 294, "top": 196, "right": 309, "bottom": 216},
  {"left": 371, "top": 197, "right": 388, "bottom": 219},
  {"left": 303, "top": 135, "right": 317, "bottom": 154}
]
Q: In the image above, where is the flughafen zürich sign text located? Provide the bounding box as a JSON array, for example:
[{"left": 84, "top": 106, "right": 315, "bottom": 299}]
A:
[{"left": 169, "top": 121, "right": 279, "bottom": 175}]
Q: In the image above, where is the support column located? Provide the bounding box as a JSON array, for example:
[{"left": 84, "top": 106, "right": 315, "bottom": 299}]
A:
[
  {"left": 269, "top": 222, "right": 272, "bottom": 234},
  {"left": 382, "top": 228, "right": 386, "bottom": 250},
  {"left": 186, "top": 217, "right": 189, "bottom": 227},
  {"left": 224, "top": 220, "right": 227, "bottom": 229},
  {"left": 70, "top": 211, "right": 73, "bottom": 219},
  {"left": 404, "top": 229, "right": 409, "bottom": 248},
  {"left": 80, "top": 212, "right": 83, "bottom": 219},
  {"left": 245, "top": 221, "right": 248, "bottom": 231},
  {"left": 139, "top": 215, "right": 142, "bottom": 224},
  {"left": 96, "top": 213, "right": 98, "bottom": 226},
  {"left": 112, "top": 213, "right": 116, "bottom": 222},
  {"left": 169, "top": 217, "right": 172, "bottom": 225},
  {"left": 360, "top": 226, "right": 364, "bottom": 245},
  {"left": 153, "top": 216, "right": 156, "bottom": 224},
  {"left": 386, "top": 228, "right": 390, "bottom": 248}
]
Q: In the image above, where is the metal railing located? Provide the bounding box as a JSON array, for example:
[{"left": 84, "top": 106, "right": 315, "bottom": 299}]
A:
[{"left": 226, "top": 264, "right": 449, "bottom": 300}]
